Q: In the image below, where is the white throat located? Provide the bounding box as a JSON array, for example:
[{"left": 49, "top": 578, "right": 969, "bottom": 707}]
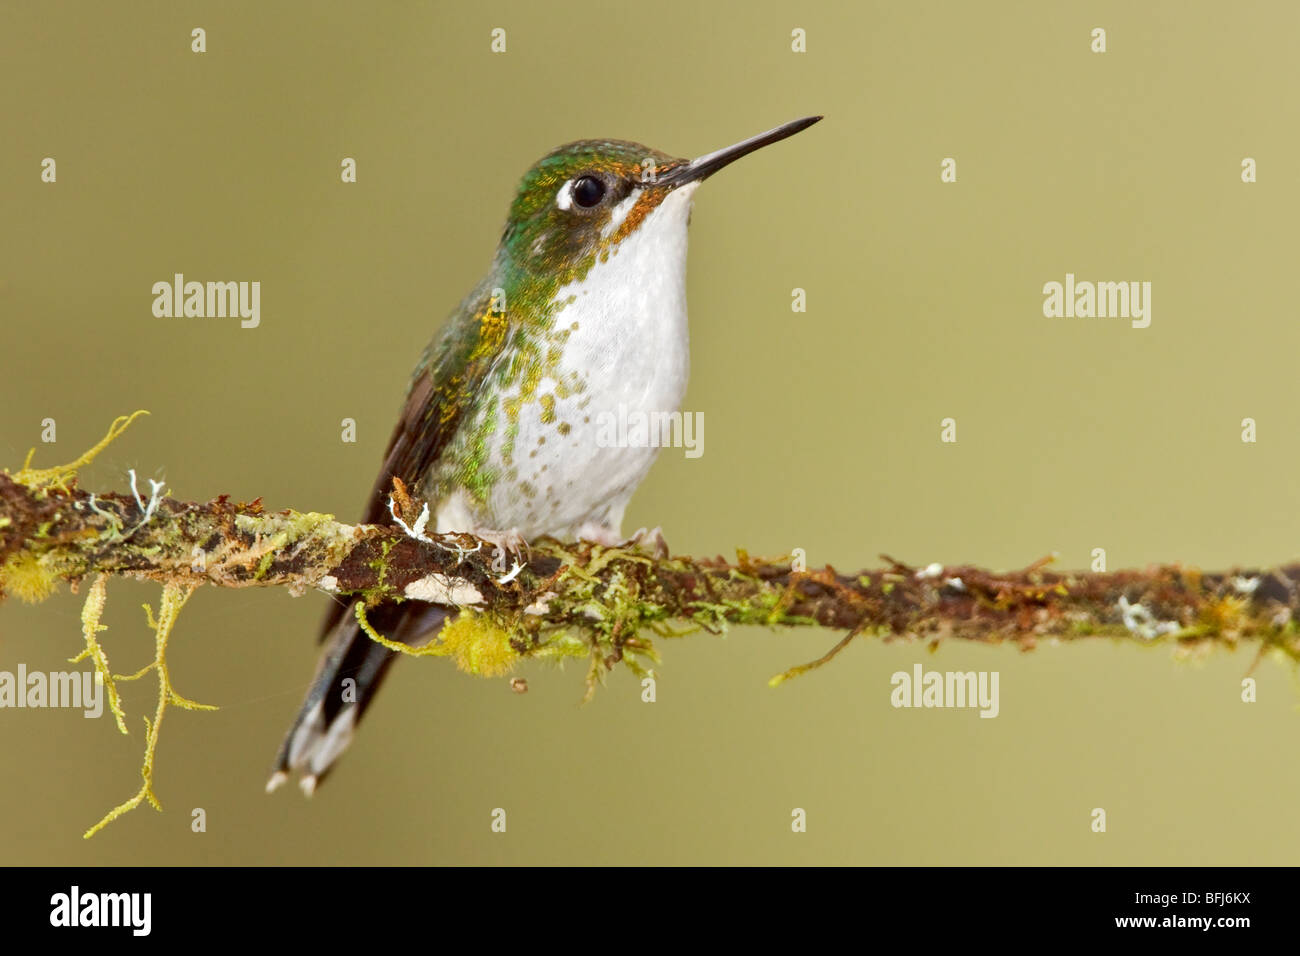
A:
[
  {"left": 550, "top": 184, "right": 697, "bottom": 428},
  {"left": 451, "top": 182, "right": 701, "bottom": 539}
]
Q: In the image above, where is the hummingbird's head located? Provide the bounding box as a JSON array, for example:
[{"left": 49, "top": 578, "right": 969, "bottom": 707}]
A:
[{"left": 498, "top": 117, "right": 822, "bottom": 284}]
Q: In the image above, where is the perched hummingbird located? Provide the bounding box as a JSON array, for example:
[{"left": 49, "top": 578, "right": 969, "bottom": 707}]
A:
[{"left": 269, "top": 116, "right": 822, "bottom": 794}]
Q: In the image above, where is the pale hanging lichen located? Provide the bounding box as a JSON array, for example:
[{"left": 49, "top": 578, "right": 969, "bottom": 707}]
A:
[
  {"left": 0, "top": 412, "right": 225, "bottom": 837},
  {"left": 68, "top": 573, "right": 129, "bottom": 735},
  {"left": 83, "top": 582, "right": 216, "bottom": 839},
  {"left": 6, "top": 411, "right": 1300, "bottom": 840}
]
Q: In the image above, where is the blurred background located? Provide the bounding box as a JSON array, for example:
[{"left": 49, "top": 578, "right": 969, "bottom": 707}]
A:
[{"left": 2, "top": 0, "right": 1298, "bottom": 864}]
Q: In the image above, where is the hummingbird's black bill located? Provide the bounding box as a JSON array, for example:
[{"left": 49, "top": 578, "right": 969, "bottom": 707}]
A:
[{"left": 662, "top": 115, "right": 823, "bottom": 186}]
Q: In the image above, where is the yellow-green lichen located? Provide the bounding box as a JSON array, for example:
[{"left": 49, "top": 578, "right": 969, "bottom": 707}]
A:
[
  {"left": 0, "top": 549, "right": 61, "bottom": 603},
  {"left": 354, "top": 602, "right": 518, "bottom": 676},
  {"left": 10, "top": 410, "right": 149, "bottom": 495},
  {"left": 83, "top": 582, "right": 216, "bottom": 839},
  {"left": 233, "top": 510, "right": 344, "bottom": 583},
  {"left": 67, "top": 574, "right": 129, "bottom": 734}
]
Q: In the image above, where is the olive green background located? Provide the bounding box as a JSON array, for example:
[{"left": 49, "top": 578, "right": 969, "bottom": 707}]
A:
[{"left": 2, "top": 0, "right": 1298, "bottom": 865}]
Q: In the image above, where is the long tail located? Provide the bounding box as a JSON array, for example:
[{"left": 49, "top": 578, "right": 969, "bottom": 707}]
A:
[{"left": 268, "top": 600, "right": 447, "bottom": 795}]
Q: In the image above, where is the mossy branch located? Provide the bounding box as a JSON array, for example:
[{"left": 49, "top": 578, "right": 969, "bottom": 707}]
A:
[
  {"left": 4, "top": 414, "right": 1300, "bottom": 836},
  {"left": 5, "top": 463, "right": 1300, "bottom": 672}
]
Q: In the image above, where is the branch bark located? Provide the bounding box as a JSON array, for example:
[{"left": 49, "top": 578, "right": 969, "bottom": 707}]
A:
[
  {"left": 14, "top": 415, "right": 1293, "bottom": 841},
  {"left": 4, "top": 470, "right": 1299, "bottom": 669}
]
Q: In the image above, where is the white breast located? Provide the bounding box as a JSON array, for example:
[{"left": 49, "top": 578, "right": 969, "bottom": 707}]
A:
[{"left": 464, "top": 183, "right": 700, "bottom": 540}]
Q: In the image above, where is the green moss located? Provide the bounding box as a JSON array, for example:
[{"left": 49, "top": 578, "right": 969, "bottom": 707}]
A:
[{"left": 0, "top": 549, "right": 60, "bottom": 603}]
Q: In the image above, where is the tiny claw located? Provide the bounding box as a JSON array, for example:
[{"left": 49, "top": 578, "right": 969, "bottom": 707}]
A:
[
  {"left": 629, "top": 526, "right": 669, "bottom": 559},
  {"left": 265, "top": 771, "right": 288, "bottom": 794},
  {"left": 476, "top": 527, "right": 530, "bottom": 565}
]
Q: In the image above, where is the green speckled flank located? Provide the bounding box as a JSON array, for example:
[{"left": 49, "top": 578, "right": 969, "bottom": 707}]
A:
[
  {"left": 414, "top": 139, "right": 691, "bottom": 512},
  {"left": 425, "top": 273, "right": 588, "bottom": 505}
]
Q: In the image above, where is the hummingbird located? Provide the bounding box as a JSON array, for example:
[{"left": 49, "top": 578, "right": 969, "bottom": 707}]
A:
[{"left": 269, "top": 116, "right": 822, "bottom": 794}]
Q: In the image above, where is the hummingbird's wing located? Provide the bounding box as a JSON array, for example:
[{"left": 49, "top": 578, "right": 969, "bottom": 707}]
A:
[
  {"left": 271, "top": 285, "right": 511, "bottom": 791},
  {"left": 318, "top": 284, "right": 509, "bottom": 640},
  {"left": 365, "top": 286, "right": 510, "bottom": 528}
]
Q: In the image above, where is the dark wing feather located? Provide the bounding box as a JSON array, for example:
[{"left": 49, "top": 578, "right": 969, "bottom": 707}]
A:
[
  {"left": 272, "top": 285, "right": 514, "bottom": 786},
  {"left": 317, "top": 284, "right": 510, "bottom": 641}
]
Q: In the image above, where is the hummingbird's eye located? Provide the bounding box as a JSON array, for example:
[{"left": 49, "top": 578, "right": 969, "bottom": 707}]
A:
[{"left": 571, "top": 176, "right": 606, "bottom": 208}]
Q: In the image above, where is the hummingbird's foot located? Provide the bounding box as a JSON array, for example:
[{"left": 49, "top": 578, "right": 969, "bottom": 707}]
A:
[
  {"left": 474, "top": 526, "right": 530, "bottom": 581},
  {"left": 474, "top": 526, "right": 528, "bottom": 556},
  {"left": 574, "top": 523, "right": 624, "bottom": 548},
  {"left": 576, "top": 524, "right": 670, "bottom": 558},
  {"left": 627, "top": 526, "right": 670, "bottom": 559}
]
